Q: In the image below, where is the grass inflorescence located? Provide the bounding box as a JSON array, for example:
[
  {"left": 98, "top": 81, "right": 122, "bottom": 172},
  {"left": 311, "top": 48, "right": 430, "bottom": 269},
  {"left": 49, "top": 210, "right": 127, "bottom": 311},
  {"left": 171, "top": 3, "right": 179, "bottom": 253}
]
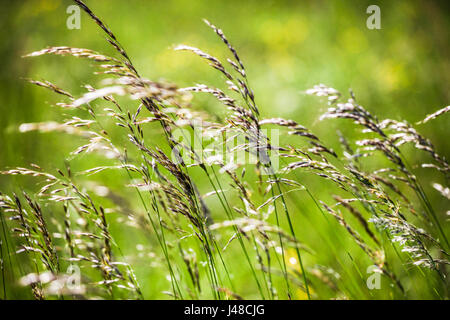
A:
[{"left": 0, "top": 0, "right": 448, "bottom": 300}]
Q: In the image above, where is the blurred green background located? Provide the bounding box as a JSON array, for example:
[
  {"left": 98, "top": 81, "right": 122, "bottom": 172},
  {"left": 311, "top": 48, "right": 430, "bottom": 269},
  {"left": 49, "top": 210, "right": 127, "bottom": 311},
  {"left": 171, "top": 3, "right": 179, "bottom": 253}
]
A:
[
  {"left": 0, "top": 0, "right": 449, "bottom": 299},
  {"left": 1, "top": 0, "right": 449, "bottom": 170}
]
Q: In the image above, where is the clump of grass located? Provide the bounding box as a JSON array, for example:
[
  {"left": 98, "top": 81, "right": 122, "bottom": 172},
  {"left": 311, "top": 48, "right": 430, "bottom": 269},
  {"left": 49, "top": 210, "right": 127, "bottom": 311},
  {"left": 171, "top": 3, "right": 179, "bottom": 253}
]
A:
[{"left": 0, "top": 0, "right": 448, "bottom": 300}]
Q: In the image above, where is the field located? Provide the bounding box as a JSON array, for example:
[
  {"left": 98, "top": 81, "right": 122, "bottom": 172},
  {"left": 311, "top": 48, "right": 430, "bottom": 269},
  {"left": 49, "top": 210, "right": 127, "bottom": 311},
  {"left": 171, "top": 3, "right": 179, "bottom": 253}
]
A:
[{"left": 0, "top": 0, "right": 449, "bottom": 300}]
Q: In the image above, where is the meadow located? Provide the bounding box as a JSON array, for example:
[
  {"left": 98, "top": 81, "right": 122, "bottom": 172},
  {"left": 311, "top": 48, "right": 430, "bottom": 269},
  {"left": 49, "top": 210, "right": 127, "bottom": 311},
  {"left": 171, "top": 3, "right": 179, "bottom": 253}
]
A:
[{"left": 0, "top": 0, "right": 448, "bottom": 300}]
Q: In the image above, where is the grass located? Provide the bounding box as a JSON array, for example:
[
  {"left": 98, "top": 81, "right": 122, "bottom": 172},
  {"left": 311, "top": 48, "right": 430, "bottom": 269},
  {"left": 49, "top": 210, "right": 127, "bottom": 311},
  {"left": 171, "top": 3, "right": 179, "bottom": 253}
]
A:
[{"left": 0, "top": 0, "right": 448, "bottom": 300}]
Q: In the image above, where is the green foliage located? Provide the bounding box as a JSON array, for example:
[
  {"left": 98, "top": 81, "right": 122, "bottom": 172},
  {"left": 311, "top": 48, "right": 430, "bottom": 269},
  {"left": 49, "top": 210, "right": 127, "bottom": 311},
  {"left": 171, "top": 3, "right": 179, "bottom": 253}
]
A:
[{"left": 0, "top": 0, "right": 448, "bottom": 300}]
